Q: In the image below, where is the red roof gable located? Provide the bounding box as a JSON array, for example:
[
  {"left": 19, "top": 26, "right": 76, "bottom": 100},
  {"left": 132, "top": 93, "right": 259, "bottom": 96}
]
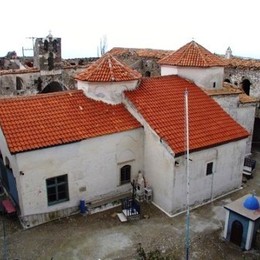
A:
[
  {"left": 159, "top": 41, "right": 225, "bottom": 67},
  {"left": 125, "top": 75, "right": 249, "bottom": 155},
  {"left": 0, "top": 90, "right": 141, "bottom": 153},
  {"left": 75, "top": 53, "right": 141, "bottom": 82}
]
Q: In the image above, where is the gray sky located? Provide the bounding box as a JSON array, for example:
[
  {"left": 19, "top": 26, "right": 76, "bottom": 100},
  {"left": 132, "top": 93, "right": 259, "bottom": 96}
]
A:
[{"left": 2, "top": 0, "right": 260, "bottom": 59}]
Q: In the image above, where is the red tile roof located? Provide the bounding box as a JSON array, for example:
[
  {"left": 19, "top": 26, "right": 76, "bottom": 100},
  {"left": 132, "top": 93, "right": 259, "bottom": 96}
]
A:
[
  {"left": 108, "top": 47, "right": 173, "bottom": 59},
  {"left": 158, "top": 41, "right": 225, "bottom": 67},
  {"left": 75, "top": 53, "right": 141, "bottom": 82},
  {"left": 203, "top": 82, "right": 258, "bottom": 104},
  {"left": 125, "top": 75, "right": 249, "bottom": 155},
  {"left": 0, "top": 90, "right": 141, "bottom": 153},
  {"left": 220, "top": 56, "right": 260, "bottom": 69}
]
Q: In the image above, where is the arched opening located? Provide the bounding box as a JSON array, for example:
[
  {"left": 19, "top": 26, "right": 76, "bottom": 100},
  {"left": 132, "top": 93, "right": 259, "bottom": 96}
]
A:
[
  {"left": 145, "top": 71, "right": 151, "bottom": 77},
  {"left": 53, "top": 40, "right": 58, "bottom": 52},
  {"left": 16, "top": 76, "right": 23, "bottom": 90},
  {"left": 224, "top": 79, "right": 231, "bottom": 83},
  {"left": 230, "top": 220, "right": 243, "bottom": 247},
  {"left": 40, "top": 81, "right": 64, "bottom": 94},
  {"left": 48, "top": 52, "right": 54, "bottom": 71},
  {"left": 242, "top": 79, "right": 251, "bottom": 95},
  {"left": 44, "top": 40, "right": 49, "bottom": 51}
]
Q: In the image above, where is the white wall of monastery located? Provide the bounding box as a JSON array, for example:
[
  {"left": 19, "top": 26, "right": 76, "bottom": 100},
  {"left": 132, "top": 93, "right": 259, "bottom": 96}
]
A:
[
  {"left": 143, "top": 128, "right": 174, "bottom": 213},
  {"left": 170, "top": 139, "right": 246, "bottom": 215},
  {"left": 212, "top": 95, "right": 256, "bottom": 154},
  {"left": 161, "top": 66, "right": 224, "bottom": 89},
  {"left": 1, "top": 128, "right": 143, "bottom": 217},
  {"left": 77, "top": 80, "right": 139, "bottom": 104}
]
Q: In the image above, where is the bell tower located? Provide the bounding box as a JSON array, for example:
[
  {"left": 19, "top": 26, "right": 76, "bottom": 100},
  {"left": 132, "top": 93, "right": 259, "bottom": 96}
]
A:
[{"left": 33, "top": 31, "right": 62, "bottom": 72}]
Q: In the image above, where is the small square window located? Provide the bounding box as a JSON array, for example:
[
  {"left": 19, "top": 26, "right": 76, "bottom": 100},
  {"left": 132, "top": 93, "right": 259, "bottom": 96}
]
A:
[{"left": 206, "top": 162, "right": 213, "bottom": 175}]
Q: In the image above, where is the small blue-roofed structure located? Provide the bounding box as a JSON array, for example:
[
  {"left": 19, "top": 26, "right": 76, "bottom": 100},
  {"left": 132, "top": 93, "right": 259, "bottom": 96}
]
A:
[
  {"left": 244, "top": 194, "right": 260, "bottom": 210},
  {"left": 224, "top": 194, "right": 260, "bottom": 250}
]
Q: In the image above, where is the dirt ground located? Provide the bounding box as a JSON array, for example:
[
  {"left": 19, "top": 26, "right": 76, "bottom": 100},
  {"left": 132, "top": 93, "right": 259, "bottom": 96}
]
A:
[{"left": 1, "top": 146, "right": 260, "bottom": 260}]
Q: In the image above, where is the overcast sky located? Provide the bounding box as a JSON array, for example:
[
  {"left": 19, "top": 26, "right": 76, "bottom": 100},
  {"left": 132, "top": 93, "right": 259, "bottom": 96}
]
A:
[{"left": 2, "top": 0, "right": 260, "bottom": 59}]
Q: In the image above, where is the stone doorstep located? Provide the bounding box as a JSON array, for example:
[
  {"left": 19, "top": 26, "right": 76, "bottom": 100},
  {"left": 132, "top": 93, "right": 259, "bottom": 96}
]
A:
[{"left": 117, "top": 212, "right": 127, "bottom": 222}]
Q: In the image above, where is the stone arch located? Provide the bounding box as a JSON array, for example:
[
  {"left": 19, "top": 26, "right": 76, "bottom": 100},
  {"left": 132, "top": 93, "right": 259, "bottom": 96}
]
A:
[
  {"left": 40, "top": 81, "right": 65, "bottom": 94},
  {"left": 224, "top": 79, "right": 231, "bottom": 83},
  {"left": 241, "top": 78, "right": 251, "bottom": 95}
]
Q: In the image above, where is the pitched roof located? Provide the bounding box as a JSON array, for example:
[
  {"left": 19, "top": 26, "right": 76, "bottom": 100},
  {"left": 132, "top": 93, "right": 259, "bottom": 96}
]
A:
[
  {"left": 203, "top": 82, "right": 243, "bottom": 96},
  {"left": 221, "top": 55, "right": 260, "bottom": 69},
  {"left": 0, "top": 90, "right": 141, "bottom": 153},
  {"left": 158, "top": 41, "right": 225, "bottom": 67},
  {"left": 108, "top": 47, "right": 173, "bottom": 59},
  {"left": 75, "top": 53, "right": 141, "bottom": 82},
  {"left": 203, "top": 82, "right": 258, "bottom": 104},
  {"left": 125, "top": 75, "right": 249, "bottom": 155}
]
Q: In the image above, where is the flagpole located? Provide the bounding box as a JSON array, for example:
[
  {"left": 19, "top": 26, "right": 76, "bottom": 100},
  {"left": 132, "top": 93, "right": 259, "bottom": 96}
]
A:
[{"left": 185, "top": 89, "right": 190, "bottom": 260}]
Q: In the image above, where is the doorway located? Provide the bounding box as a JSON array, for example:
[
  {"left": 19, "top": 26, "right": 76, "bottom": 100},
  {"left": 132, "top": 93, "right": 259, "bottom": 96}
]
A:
[{"left": 230, "top": 220, "right": 243, "bottom": 247}]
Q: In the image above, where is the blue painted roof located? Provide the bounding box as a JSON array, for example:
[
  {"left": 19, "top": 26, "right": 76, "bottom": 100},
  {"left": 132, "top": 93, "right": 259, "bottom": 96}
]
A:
[{"left": 243, "top": 194, "right": 260, "bottom": 210}]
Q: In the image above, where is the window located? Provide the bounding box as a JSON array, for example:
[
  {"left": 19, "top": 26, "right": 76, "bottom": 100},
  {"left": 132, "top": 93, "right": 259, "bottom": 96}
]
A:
[
  {"left": 120, "top": 165, "right": 131, "bottom": 185},
  {"left": 206, "top": 162, "right": 213, "bottom": 175},
  {"left": 213, "top": 82, "right": 216, "bottom": 88},
  {"left": 46, "top": 174, "right": 69, "bottom": 205},
  {"left": 16, "top": 76, "right": 23, "bottom": 90}
]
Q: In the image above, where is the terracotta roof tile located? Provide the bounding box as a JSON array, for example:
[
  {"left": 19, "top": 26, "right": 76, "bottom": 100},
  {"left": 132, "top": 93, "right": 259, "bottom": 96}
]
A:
[
  {"left": 0, "top": 90, "right": 141, "bottom": 153},
  {"left": 204, "top": 82, "right": 258, "bottom": 104},
  {"left": 125, "top": 75, "right": 249, "bottom": 155},
  {"left": 108, "top": 47, "right": 173, "bottom": 59},
  {"left": 219, "top": 55, "right": 260, "bottom": 69},
  {"left": 158, "top": 41, "right": 225, "bottom": 67},
  {"left": 75, "top": 53, "right": 141, "bottom": 82},
  {"left": 239, "top": 93, "right": 258, "bottom": 104},
  {"left": 203, "top": 82, "right": 243, "bottom": 96}
]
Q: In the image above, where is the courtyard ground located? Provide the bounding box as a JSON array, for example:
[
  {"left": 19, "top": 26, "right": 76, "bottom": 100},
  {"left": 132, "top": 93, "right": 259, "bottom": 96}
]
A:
[{"left": 1, "top": 145, "right": 260, "bottom": 259}]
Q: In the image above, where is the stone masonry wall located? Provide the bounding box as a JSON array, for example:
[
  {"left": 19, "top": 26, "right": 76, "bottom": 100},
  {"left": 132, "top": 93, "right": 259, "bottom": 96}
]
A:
[{"left": 224, "top": 68, "right": 260, "bottom": 99}]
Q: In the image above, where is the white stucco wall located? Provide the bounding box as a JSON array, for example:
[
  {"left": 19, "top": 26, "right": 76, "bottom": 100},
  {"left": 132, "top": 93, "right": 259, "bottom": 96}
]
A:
[
  {"left": 1, "top": 128, "right": 143, "bottom": 217},
  {"left": 161, "top": 65, "right": 224, "bottom": 89},
  {"left": 212, "top": 95, "right": 256, "bottom": 154},
  {"left": 160, "top": 66, "right": 178, "bottom": 76},
  {"left": 170, "top": 139, "right": 246, "bottom": 215},
  {"left": 76, "top": 80, "right": 139, "bottom": 104},
  {"left": 143, "top": 129, "right": 175, "bottom": 213}
]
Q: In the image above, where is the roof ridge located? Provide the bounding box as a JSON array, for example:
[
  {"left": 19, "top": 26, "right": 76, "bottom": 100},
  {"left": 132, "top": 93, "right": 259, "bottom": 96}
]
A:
[
  {"left": 0, "top": 89, "right": 82, "bottom": 102},
  {"left": 107, "top": 55, "right": 115, "bottom": 81},
  {"left": 75, "top": 53, "right": 141, "bottom": 82},
  {"left": 196, "top": 42, "right": 210, "bottom": 66}
]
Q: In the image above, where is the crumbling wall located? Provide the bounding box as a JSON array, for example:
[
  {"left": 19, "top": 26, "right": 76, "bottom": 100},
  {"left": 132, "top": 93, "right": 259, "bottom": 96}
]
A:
[{"left": 224, "top": 68, "right": 260, "bottom": 99}]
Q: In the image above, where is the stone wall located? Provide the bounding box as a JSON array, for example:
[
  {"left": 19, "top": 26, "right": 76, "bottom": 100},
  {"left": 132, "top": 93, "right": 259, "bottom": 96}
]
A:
[
  {"left": 224, "top": 68, "right": 260, "bottom": 99},
  {"left": 0, "top": 66, "right": 88, "bottom": 96},
  {"left": 115, "top": 55, "right": 161, "bottom": 77}
]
